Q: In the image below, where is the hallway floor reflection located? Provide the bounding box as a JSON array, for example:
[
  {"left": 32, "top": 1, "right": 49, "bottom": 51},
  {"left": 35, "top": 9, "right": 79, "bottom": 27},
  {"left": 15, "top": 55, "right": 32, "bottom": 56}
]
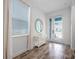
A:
[{"left": 13, "top": 43, "right": 75, "bottom": 59}]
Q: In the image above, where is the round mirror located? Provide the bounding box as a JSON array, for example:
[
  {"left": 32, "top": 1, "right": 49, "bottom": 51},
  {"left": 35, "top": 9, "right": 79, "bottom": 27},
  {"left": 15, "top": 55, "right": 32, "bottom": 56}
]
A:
[{"left": 35, "top": 18, "right": 43, "bottom": 32}]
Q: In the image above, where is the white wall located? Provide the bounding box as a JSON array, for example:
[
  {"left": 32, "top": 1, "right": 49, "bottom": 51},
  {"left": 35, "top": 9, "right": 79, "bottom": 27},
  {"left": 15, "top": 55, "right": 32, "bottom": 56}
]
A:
[
  {"left": 46, "top": 7, "right": 71, "bottom": 45},
  {"left": 30, "top": 7, "right": 47, "bottom": 48},
  {"left": 71, "top": 5, "right": 75, "bottom": 49},
  {"left": 12, "top": 36, "right": 28, "bottom": 57}
]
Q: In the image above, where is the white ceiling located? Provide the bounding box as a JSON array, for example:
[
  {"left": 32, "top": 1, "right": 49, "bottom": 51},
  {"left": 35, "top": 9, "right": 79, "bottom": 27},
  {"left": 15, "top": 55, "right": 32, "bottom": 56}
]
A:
[{"left": 23, "top": 0, "right": 74, "bottom": 13}]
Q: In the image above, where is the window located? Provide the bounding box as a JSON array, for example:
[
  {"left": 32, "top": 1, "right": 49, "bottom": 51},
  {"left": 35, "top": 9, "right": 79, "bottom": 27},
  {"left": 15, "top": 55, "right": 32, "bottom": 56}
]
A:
[
  {"left": 12, "top": 0, "right": 30, "bottom": 35},
  {"left": 35, "top": 19, "right": 43, "bottom": 32}
]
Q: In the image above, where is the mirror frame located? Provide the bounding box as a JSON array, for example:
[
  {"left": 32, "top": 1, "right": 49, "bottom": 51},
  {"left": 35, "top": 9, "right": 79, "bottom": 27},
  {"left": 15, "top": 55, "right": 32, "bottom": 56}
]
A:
[{"left": 35, "top": 18, "right": 43, "bottom": 33}]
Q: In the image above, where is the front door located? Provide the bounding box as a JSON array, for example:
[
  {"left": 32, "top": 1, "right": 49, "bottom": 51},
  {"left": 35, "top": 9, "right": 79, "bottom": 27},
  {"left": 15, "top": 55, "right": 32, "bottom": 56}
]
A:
[{"left": 48, "top": 16, "right": 63, "bottom": 43}]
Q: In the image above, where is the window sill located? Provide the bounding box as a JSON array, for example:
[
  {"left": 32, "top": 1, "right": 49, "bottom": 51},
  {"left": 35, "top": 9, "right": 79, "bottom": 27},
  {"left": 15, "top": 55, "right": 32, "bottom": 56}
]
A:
[{"left": 11, "top": 34, "right": 28, "bottom": 37}]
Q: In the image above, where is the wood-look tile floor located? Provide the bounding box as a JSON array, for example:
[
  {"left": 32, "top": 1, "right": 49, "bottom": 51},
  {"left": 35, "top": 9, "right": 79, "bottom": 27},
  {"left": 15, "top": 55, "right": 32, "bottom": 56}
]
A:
[{"left": 13, "top": 43, "right": 75, "bottom": 59}]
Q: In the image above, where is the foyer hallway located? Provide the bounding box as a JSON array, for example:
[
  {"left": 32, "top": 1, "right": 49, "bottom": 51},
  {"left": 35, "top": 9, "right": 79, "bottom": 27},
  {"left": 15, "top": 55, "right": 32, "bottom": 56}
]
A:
[{"left": 13, "top": 43, "right": 74, "bottom": 59}]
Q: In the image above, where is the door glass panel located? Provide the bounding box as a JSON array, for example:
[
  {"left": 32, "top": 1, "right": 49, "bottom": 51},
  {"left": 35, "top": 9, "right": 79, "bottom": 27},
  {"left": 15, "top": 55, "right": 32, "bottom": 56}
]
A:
[{"left": 54, "top": 16, "right": 63, "bottom": 38}]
